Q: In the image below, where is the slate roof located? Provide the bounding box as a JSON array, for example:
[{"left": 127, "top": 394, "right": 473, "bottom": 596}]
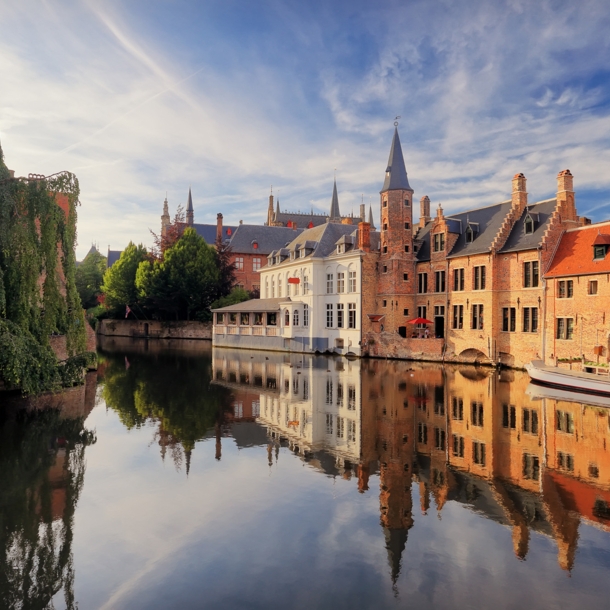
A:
[
  {"left": 192, "top": 223, "right": 237, "bottom": 245},
  {"left": 499, "top": 199, "right": 557, "bottom": 253},
  {"left": 546, "top": 221, "right": 610, "bottom": 278},
  {"left": 381, "top": 127, "right": 412, "bottom": 192},
  {"left": 273, "top": 210, "right": 329, "bottom": 228},
  {"left": 414, "top": 222, "right": 432, "bottom": 262},
  {"left": 228, "top": 224, "right": 303, "bottom": 255},
  {"left": 212, "top": 297, "right": 290, "bottom": 313},
  {"left": 107, "top": 250, "right": 123, "bottom": 268}
]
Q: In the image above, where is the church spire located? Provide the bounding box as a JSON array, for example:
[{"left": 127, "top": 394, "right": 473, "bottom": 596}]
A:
[
  {"left": 186, "top": 187, "right": 194, "bottom": 227},
  {"left": 381, "top": 127, "right": 412, "bottom": 192},
  {"left": 161, "top": 194, "right": 170, "bottom": 237},
  {"left": 368, "top": 205, "right": 376, "bottom": 230},
  {"left": 267, "top": 186, "right": 274, "bottom": 226},
  {"left": 329, "top": 177, "right": 341, "bottom": 222}
]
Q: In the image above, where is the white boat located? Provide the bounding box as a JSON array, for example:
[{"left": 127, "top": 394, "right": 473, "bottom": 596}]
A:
[
  {"left": 525, "top": 360, "right": 610, "bottom": 397},
  {"left": 525, "top": 382, "right": 610, "bottom": 408}
]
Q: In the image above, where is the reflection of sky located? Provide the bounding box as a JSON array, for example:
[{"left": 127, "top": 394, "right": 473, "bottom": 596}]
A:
[{"left": 62, "top": 401, "right": 610, "bottom": 610}]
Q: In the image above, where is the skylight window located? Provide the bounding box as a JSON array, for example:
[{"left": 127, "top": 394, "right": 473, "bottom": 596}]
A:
[{"left": 594, "top": 245, "right": 607, "bottom": 260}]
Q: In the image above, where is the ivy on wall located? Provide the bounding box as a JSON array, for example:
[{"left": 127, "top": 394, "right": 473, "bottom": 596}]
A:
[{"left": 0, "top": 144, "right": 90, "bottom": 394}]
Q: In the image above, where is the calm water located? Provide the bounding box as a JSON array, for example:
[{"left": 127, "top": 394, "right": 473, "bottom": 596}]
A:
[{"left": 2, "top": 338, "right": 610, "bottom": 609}]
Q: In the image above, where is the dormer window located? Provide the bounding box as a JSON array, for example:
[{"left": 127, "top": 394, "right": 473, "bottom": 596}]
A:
[
  {"left": 252, "top": 240, "right": 258, "bottom": 249},
  {"left": 594, "top": 245, "right": 607, "bottom": 260},
  {"left": 337, "top": 244, "right": 345, "bottom": 254},
  {"left": 524, "top": 215, "right": 534, "bottom": 234},
  {"left": 466, "top": 226, "right": 474, "bottom": 243},
  {"left": 433, "top": 233, "right": 445, "bottom": 252}
]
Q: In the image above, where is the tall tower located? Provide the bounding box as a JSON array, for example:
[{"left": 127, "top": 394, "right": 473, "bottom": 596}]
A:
[
  {"left": 329, "top": 178, "right": 341, "bottom": 223},
  {"left": 266, "top": 187, "right": 275, "bottom": 226},
  {"left": 186, "top": 187, "right": 194, "bottom": 227},
  {"left": 378, "top": 125, "right": 416, "bottom": 327},
  {"left": 161, "top": 195, "right": 170, "bottom": 237}
]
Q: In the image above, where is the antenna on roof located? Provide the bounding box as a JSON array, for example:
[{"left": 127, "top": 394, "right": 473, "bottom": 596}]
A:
[{"left": 270, "top": 185, "right": 273, "bottom": 195}]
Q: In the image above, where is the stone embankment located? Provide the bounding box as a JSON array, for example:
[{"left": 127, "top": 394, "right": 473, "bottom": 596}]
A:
[{"left": 97, "top": 319, "right": 212, "bottom": 340}]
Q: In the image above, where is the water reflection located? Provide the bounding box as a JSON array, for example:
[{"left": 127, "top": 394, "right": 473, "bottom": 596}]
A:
[
  {"left": 0, "top": 374, "right": 97, "bottom": 609},
  {"left": 211, "top": 347, "right": 610, "bottom": 577}
]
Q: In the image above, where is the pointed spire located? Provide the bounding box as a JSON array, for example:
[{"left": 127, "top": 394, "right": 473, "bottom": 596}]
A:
[
  {"left": 368, "top": 205, "right": 376, "bottom": 230},
  {"left": 329, "top": 178, "right": 341, "bottom": 221},
  {"left": 275, "top": 198, "right": 280, "bottom": 220},
  {"left": 381, "top": 127, "right": 412, "bottom": 192},
  {"left": 186, "top": 187, "right": 194, "bottom": 227}
]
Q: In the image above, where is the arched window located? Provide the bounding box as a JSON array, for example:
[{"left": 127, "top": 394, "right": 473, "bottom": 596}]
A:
[
  {"left": 293, "top": 310, "right": 299, "bottom": 326},
  {"left": 285, "top": 309, "right": 290, "bottom": 326}
]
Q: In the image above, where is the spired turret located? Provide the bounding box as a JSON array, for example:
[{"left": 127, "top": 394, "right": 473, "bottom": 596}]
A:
[
  {"left": 329, "top": 178, "right": 341, "bottom": 222},
  {"left": 161, "top": 195, "right": 170, "bottom": 237},
  {"left": 186, "top": 187, "right": 194, "bottom": 227}
]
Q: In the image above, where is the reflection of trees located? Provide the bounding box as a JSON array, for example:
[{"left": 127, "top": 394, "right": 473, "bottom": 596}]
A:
[
  {"left": 0, "top": 408, "right": 96, "bottom": 610},
  {"left": 99, "top": 349, "right": 233, "bottom": 470}
]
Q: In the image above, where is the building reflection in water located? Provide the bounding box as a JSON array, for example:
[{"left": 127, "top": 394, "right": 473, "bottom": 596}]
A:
[
  {"left": 211, "top": 347, "right": 610, "bottom": 580},
  {"left": 0, "top": 373, "right": 97, "bottom": 610}
]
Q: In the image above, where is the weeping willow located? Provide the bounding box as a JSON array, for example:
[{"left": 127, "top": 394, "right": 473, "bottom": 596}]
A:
[{"left": 0, "top": 143, "right": 91, "bottom": 394}]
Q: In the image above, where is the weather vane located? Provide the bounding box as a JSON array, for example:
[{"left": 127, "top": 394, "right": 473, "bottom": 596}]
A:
[{"left": 394, "top": 115, "right": 401, "bottom": 127}]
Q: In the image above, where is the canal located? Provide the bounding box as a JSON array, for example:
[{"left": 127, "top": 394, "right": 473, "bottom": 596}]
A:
[{"left": 2, "top": 337, "right": 610, "bottom": 609}]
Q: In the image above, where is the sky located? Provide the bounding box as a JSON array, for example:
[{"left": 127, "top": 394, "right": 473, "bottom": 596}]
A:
[{"left": 1, "top": 0, "right": 610, "bottom": 260}]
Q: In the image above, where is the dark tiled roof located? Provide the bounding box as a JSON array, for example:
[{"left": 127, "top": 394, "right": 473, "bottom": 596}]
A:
[
  {"left": 193, "top": 223, "right": 236, "bottom": 245},
  {"left": 446, "top": 201, "right": 512, "bottom": 258},
  {"left": 107, "top": 250, "right": 123, "bottom": 268},
  {"left": 546, "top": 222, "right": 610, "bottom": 278},
  {"left": 228, "top": 225, "right": 303, "bottom": 255},
  {"left": 274, "top": 211, "right": 328, "bottom": 228},
  {"left": 499, "top": 199, "right": 557, "bottom": 253},
  {"left": 381, "top": 128, "right": 412, "bottom": 192},
  {"left": 414, "top": 223, "right": 432, "bottom": 262}
]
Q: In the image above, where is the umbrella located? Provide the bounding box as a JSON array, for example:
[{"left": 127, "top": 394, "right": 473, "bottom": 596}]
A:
[{"left": 407, "top": 317, "right": 433, "bottom": 325}]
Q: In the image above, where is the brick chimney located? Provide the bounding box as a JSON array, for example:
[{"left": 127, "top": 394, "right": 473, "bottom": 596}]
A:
[
  {"left": 511, "top": 173, "right": 528, "bottom": 216},
  {"left": 216, "top": 213, "right": 223, "bottom": 243},
  {"left": 557, "top": 169, "right": 577, "bottom": 223},
  {"left": 358, "top": 222, "right": 371, "bottom": 252},
  {"left": 420, "top": 196, "right": 431, "bottom": 228}
]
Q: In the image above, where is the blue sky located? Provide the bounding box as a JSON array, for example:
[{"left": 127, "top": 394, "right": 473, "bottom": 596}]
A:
[{"left": 1, "top": 0, "right": 610, "bottom": 259}]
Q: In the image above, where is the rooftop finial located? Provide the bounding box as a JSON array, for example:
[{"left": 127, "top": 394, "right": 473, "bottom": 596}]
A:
[{"left": 394, "top": 115, "right": 401, "bottom": 127}]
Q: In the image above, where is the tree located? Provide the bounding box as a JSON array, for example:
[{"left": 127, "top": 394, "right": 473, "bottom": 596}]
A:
[
  {"left": 149, "top": 205, "right": 186, "bottom": 260},
  {"left": 214, "top": 234, "right": 236, "bottom": 300},
  {"left": 101, "top": 242, "right": 148, "bottom": 318},
  {"left": 75, "top": 248, "right": 107, "bottom": 309},
  {"left": 210, "top": 287, "right": 250, "bottom": 311},
  {"left": 136, "top": 228, "right": 220, "bottom": 320}
]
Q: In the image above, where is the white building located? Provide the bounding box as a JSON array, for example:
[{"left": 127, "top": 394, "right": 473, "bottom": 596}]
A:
[{"left": 213, "top": 206, "right": 378, "bottom": 355}]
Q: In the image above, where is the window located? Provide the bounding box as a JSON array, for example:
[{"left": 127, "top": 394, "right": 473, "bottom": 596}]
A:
[
  {"left": 404, "top": 245, "right": 410, "bottom": 253},
  {"left": 502, "top": 404, "right": 516, "bottom": 429},
  {"left": 452, "top": 397, "right": 464, "bottom": 420},
  {"left": 303, "top": 304, "right": 309, "bottom": 327},
  {"left": 466, "top": 226, "right": 474, "bottom": 243},
  {"left": 383, "top": 299, "right": 387, "bottom": 307},
  {"left": 235, "top": 257, "right": 244, "bottom": 271},
  {"left": 336, "top": 418, "right": 345, "bottom": 439},
  {"left": 556, "top": 410, "right": 575, "bottom": 433},
  {"left": 589, "top": 280, "right": 598, "bottom": 295},
  {"left": 435, "top": 427, "right": 446, "bottom": 451},
  {"left": 403, "top": 273, "right": 409, "bottom": 281},
  {"left": 473, "top": 266, "right": 486, "bottom": 290},
  {"left": 347, "top": 419, "right": 356, "bottom": 443},
  {"left": 404, "top": 222, "right": 410, "bottom": 230},
  {"left": 337, "top": 303, "right": 344, "bottom": 328},
  {"left": 417, "top": 306, "right": 427, "bottom": 326},
  {"left": 234, "top": 402, "right": 243, "bottom": 418},
  {"left": 418, "top": 273, "right": 428, "bottom": 293},
  {"left": 557, "top": 451, "right": 574, "bottom": 472},
  {"left": 253, "top": 312, "right": 263, "bottom": 325},
  {"left": 383, "top": 265, "right": 388, "bottom": 273},
  {"left": 326, "top": 413, "right": 333, "bottom": 434},
  {"left": 404, "top": 198, "right": 410, "bottom": 206},
  {"left": 336, "top": 383, "right": 343, "bottom": 406},
  {"left": 303, "top": 275, "right": 309, "bottom": 294},
  {"left": 348, "top": 271, "right": 356, "bottom": 292},
  {"left": 348, "top": 303, "right": 356, "bottom": 328},
  {"left": 473, "top": 441, "right": 486, "bottom": 466},
  {"left": 229, "top": 312, "right": 237, "bottom": 325},
  {"left": 453, "top": 268, "right": 465, "bottom": 291},
  {"left": 435, "top": 270, "right": 446, "bottom": 292},
  {"left": 589, "top": 464, "right": 599, "bottom": 478},
  {"left": 433, "top": 233, "right": 445, "bottom": 252},
  {"left": 558, "top": 280, "right": 573, "bottom": 298},
  {"left": 522, "top": 307, "right": 538, "bottom": 332},
  {"left": 452, "top": 434, "right": 465, "bottom": 457},
  {"left": 523, "top": 454, "right": 540, "bottom": 480},
  {"left": 523, "top": 261, "right": 539, "bottom": 287},
  {"left": 326, "top": 274, "right": 334, "bottom": 293},
  {"left": 523, "top": 408, "right": 539, "bottom": 434},
  {"left": 252, "top": 257, "right": 261, "bottom": 271},
  {"left": 265, "top": 278, "right": 269, "bottom": 298},
  {"left": 471, "top": 401, "right": 484, "bottom": 427},
  {"left": 348, "top": 385, "right": 356, "bottom": 409},
  {"left": 451, "top": 304, "right": 463, "bottom": 329},
  {"left": 284, "top": 309, "right": 290, "bottom": 326},
  {"left": 471, "top": 304, "right": 484, "bottom": 330},
  {"left": 216, "top": 312, "right": 224, "bottom": 324},
  {"left": 278, "top": 278, "right": 282, "bottom": 297},
  {"left": 337, "top": 272, "right": 345, "bottom": 293},
  {"left": 502, "top": 307, "right": 516, "bottom": 332},
  {"left": 293, "top": 310, "right": 299, "bottom": 326},
  {"left": 524, "top": 216, "right": 534, "bottom": 234},
  {"left": 240, "top": 313, "right": 250, "bottom": 325},
  {"left": 326, "top": 304, "right": 333, "bottom": 328},
  {"left": 383, "top": 246, "right": 388, "bottom": 254},
  {"left": 556, "top": 317, "right": 574, "bottom": 340},
  {"left": 271, "top": 277, "right": 275, "bottom": 298},
  {"left": 418, "top": 422, "right": 428, "bottom": 444},
  {"left": 403, "top": 308, "right": 409, "bottom": 316},
  {"left": 267, "top": 312, "right": 277, "bottom": 325},
  {"left": 594, "top": 245, "right": 607, "bottom": 260},
  {"left": 434, "top": 305, "right": 445, "bottom": 317},
  {"left": 383, "top": 199, "right": 387, "bottom": 208},
  {"left": 326, "top": 380, "right": 333, "bottom": 405}
]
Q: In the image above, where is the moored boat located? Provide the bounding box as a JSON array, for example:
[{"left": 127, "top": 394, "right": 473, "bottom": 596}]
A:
[
  {"left": 525, "top": 360, "right": 610, "bottom": 397},
  {"left": 525, "top": 382, "right": 610, "bottom": 408}
]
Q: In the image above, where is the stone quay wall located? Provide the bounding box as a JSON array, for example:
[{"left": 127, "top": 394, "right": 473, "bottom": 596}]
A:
[{"left": 98, "top": 319, "right": 212, "bottom": 341}]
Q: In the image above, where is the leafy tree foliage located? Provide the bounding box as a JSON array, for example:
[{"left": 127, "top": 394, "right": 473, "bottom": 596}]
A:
[
  {"left": 75, "top": 247, "right": 107, "bottom": 309},
  {"left": 210, "top": 287, "right": 251, "bottom": 310},
  {"left": 150, "top": 205, "right": 186, "bottom": 260},
  {"left": 215, "top": 234, "right": 236, "bottom": 300},
  {"left": 101, "top": 242, "right": 148, "bottom": 318}
]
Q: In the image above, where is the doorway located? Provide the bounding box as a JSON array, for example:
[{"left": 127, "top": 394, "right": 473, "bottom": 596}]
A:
[{"left": 434, "top": 316, "right": 444, "bottom": 339}]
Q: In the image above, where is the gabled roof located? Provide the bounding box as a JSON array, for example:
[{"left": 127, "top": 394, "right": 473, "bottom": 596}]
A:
[
  {"left": 227, "top": 225, "right": 303, "bottom": 255},
  {"left": 499, "top": 199, "right": 557, "bottom": 254},
  {"left": 546, "top": 221, "right": 610, "bottom": 278},
  {"left": 274, "top": 210, "right": 329, "bottom": 228},
  {"left": 414, "top": 222, "right": 432, "bottom": 262},
  {"left": 381, "top": 127, "right": 412, "bottom": 192},
  {"left": 107, "top": 250, "right": 123, "bottom": 268},
  {"left": 192, "top": 223, "right": 236, "bottom": 245}
]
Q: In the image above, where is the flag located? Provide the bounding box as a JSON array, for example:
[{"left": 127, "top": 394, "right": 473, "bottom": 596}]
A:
[{"left": 125, "top": 305, "right": 132, "bottom": 319}]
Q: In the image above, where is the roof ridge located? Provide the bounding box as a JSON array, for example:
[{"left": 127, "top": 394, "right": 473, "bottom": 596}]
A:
[{"left": 564, "top": 219, "right": 610, "bottom": 232}]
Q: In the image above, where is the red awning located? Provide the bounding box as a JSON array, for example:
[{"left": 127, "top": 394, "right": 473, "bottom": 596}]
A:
[
  {"left": 288, "top": 277, "right": 300, "bottom": 284},
  {"left": 367, "top": 314, "right": 385, "bottom": 322},
  {"left": 407, "top": 317, "right": 433, "bottom": 325}
]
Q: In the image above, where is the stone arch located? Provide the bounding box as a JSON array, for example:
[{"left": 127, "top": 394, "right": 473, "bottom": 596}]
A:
[{"left": 458, "top": 348, "right": 489, "bottom": 364}]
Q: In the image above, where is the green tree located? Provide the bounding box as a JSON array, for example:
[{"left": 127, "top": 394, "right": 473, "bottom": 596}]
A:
[
  {"left": 101, "top": 242, "right": 148, "bottom": 318},
  {"left": 210, "top": 287, "right": 250, "bottom": 310},
  {"left": 75, "top": 248, "right": 107, "bottom": 309},
  {"left": 137, "top": 228, "right": 220, "bottom": 320}
]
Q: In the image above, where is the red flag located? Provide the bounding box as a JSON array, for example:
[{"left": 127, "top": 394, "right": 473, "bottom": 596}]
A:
[{"left": 125, "top": 305, "right": 132, "bottom": 319}]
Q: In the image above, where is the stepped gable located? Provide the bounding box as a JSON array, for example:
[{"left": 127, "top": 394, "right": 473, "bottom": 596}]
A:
[
  {"left": 499, "top": 199, "right": 557, "bottom": 253},
  {"left": 545, "top": 221, "right": 610, "bottom": 278},
  {"left": 227, "top": 224, "right": 304, "bottom": 255},
  {"left": 445, "top": 201, "right": 512, "bottom": 258}
]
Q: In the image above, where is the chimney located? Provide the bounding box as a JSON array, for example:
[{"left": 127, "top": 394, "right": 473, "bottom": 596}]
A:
[
  {"left": 511, "top": 173, "right": 528, "bottom": 216},
  {"left": 360, "top": 203, "right": 366, "bottom": 220},
  {"left": 436, "top": 203, "right": 444, "bottom": 219},
  {"left": 8, "top": 169, "right": 14, "bottom": 178},
  {"left": 216, "top": 213, "right": 223, "bottom": 243},
  {"left": 358, "top": 222, "right": 371, "bottom": 252},
  {"left": 420, "top": 196, "right": 431, "bottom": 228},
  {"left": 557, "top": 169, "right": 577, "bottom": 222}
]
